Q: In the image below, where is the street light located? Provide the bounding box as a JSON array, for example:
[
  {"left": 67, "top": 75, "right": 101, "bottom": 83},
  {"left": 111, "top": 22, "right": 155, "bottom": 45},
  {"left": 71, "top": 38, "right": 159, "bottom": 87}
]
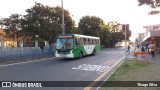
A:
[{"left": 61, "top": 0, "right": 65, "bottom": 34}]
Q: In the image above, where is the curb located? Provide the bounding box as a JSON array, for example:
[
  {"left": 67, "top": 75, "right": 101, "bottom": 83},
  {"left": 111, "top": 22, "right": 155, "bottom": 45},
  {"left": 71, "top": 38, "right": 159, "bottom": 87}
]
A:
[{"left": 0, "top": 56, "right": 56, "bottom": 67}]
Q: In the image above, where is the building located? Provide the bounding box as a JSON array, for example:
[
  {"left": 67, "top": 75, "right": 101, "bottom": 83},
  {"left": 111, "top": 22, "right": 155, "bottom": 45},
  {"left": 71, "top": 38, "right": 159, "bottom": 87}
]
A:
[
  {"left": 0, "top": 29, "right": 17, "bottom": 48},
  {"left": 0, "top": 29, "right": 50, "bottom": 49},
  {"left": 143, "top": 24, "right": 160, "bottom": 47},
  {"left": 138, "top": 33, "right": 145, "bottom": 42}
]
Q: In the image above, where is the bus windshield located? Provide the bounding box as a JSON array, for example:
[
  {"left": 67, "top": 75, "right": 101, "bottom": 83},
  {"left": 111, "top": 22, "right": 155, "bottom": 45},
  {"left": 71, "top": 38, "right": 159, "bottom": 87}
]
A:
[{"left": 56, "top": 38, "right": 73, "bottom": 50}]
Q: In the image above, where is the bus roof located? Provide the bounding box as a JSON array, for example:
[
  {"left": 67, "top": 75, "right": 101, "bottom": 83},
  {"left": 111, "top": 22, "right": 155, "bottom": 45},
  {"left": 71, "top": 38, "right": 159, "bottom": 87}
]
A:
[
  {"left": 58, "top": 34, "right": 100, "bottom": 39},
  {"left": 74, "top": 34, "right": 100, "bottom": 39}
]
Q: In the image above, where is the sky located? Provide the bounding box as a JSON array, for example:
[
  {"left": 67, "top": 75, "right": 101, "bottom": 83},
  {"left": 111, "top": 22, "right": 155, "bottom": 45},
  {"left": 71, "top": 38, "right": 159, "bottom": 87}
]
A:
[{"left": 0, "top": 0, "right": 160, "bottom": 41}]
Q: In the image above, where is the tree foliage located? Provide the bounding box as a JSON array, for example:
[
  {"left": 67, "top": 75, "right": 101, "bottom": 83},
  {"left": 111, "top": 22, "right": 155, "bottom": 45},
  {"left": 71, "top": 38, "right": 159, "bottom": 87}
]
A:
[
  {"left": 107, "top": 22, "right": 126, "bottom": 47},
  {"left": 23, "top": 3, "right": 75, "bottom": 42},
  {"left": 1, "top": 14, "right": 23, "bottom": 41},
  {"left": 108, "top": 21, "right": 121, "bottom": 32},
  {"left": 78, "top": 16, "right": 105, "bottom": 37},
  {"left": 99, "top": 27, "right": 111, "bottom": 47},
  {"left": 78, "top": 16, "right": 115, "bottom": 47},
  {"left": 138, "top": 0, "right": 160, "bottom": 8},
  {"left": 0, "top": 2, "right": 132, "bottom": 48},
  {"left": 78, "top": 16, "right": 131, "bottom": 47},
  {"left": 126, "top": 30, "right": 132, "bottom": 40},
  {"left": 72, "top": 27, "right": 82, "bottom": 34},
  {"left": 1, "top": 3, "right": 75, "bottom": 43}
]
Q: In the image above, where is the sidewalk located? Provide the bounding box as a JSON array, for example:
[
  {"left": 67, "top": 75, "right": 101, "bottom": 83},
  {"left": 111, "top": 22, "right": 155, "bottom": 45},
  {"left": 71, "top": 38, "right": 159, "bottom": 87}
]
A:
[{"left": 127, "top": 47, "right": 160, "bottom": 63}]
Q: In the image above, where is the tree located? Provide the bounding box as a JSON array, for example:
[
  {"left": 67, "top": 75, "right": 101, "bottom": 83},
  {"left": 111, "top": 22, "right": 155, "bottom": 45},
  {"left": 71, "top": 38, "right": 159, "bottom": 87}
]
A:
[
  {"left": 138, "top": 0, "right": 160, "bottom": 15},
  {"left": 78, "top": 16, "right": 105, "bottom": 37},
  {"left": 107, "top": 21, "right": 126, "bottom": 47},
  {"left": 1, "top": 14, "right": 24, "bottom": 42},
  {"left": 126, "top": 30, "right": 132, "bottom": 40},
  {"left": 99, "top": 27, "right": 111, "bottom": 47},
  {"left": 108, "top": 21, "right": 122, "bottom": 32},
  {"left": 23, "top": 3, "right": 75, "bottom": 43},
  {"left": 72, "top": 27, "right": 82, "bottom": 34},
  {"left": 78, "top": 15, "right": 111, "bottom": 47},
  {"left": 0, "top": 19, "right": 3, "bottom": 28},
  {"left": 138, "top": 0, "right": 160, "bottom": 8}
]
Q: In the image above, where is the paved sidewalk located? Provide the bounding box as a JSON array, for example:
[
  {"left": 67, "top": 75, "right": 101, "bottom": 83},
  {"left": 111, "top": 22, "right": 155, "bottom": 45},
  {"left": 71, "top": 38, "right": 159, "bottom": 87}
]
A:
[{"left": 127, "top": 47, "right": 160, "bottom": 63}]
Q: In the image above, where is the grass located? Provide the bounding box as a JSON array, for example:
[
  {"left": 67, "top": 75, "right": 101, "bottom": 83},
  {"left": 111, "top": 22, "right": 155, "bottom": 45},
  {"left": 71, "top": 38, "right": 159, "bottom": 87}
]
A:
[{"left": 100, "top": 60, "right": 160, "bottom": 90}]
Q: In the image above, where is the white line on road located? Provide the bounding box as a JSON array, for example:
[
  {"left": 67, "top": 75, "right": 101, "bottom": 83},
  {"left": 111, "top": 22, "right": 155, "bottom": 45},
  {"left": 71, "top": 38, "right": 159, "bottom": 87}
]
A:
[
  {"left": 72, "top": 64, "right": 110, "bottom": 74},
  {"left": 100, "top": 51, "right": 124, "bottom": 54},
  {"left": 83, "top": 56, "right": 125, "bottom": 90},
  {"left": 0, "top": 57, "right": 56, "bottom": 68}
]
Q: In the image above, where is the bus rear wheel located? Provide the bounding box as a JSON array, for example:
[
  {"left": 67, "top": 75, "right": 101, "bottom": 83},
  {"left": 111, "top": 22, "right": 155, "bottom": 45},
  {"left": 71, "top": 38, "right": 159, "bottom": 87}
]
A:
[
  {"left": 92, "top": 49, "right": 96, "bottom": 56},
  {"left": 79, "top": 52, "right": 83, "bottom": 59}
]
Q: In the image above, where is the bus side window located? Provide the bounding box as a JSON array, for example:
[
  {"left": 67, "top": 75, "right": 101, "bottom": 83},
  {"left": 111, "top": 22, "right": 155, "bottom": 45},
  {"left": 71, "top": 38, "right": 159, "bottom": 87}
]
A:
[
  {"left": 80, "top": 37, "right": 83, "bottom": 45},
  {"left": 96, "top": 39, "right": 98, "bottom": 44},
  {"left": 83, "top": 38, "right": 86, "bottom": 45},
  {"left": 93, "top": 39, "right": 95, "bottom": 44},
  {"left": 78, "top": 38, "right": 80, "bottom": 45},
  {"left": 85, "top": 38, "right": 88, "bottom": 45},
  {"left": 88, "top": 39, "right": 90, "bottom": 45},
  {"left": 75, "top": 38, "right": 77, "bottom": 46},
  {"left": 75, "top": 38, "right": 80, "bottom": 46},
  {"left": 91, "top": 39, "right": 93, "bottom": 45},
  {"left": 89, "top": 39, "right": 92, "bottom": 45},
  {"left": 98, "top": 39, "right": 100, "bottom": 45}
]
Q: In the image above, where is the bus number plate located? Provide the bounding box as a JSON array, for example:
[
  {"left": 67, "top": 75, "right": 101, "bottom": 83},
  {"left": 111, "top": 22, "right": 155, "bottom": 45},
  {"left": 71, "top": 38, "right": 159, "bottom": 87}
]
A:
[{"left": 60, "top": 54, "right": 66, "bottom": 57}]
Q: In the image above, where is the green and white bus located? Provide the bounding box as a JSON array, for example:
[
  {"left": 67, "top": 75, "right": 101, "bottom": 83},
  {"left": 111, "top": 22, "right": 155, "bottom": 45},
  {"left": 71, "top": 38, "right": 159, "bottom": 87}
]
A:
[{"left": 55, "top": 34, "right": 100, "bottom": 58}]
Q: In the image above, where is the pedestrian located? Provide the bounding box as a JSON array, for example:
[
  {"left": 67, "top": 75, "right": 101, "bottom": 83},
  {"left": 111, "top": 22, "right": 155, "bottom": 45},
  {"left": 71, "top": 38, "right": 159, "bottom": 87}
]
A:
[
  {"left": 40, "top": 44, "right": 44, "bottom": 52},
  {"left": 127, "top": 45, "right": 130, "bottom": 54},
  {"left": 147, "top": 43, "right": 151, "bottom": 54},
  {"left": 137, "top": 44, "right": 139, "bottom": 49},
  {"left": 141, "top": 46, "right": 145, "bottom": 52},
  {"left": 150, "top": 41, "right": 156, "bottom": 60}
]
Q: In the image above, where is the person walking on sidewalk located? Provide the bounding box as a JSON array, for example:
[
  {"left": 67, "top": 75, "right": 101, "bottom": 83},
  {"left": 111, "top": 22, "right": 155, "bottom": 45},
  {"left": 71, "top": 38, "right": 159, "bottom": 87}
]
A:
[
  {"left": 40, "top": 44, "right": 44, "bottom": 53},
  {"left": 150, "top": 41, "right": 156, "bottom": 60},
  {"left": 127, "top": 45, "right": 130, "bottom": 54},
  {"left": 137, "top": 44, "right": 139, "bottom": 49}
]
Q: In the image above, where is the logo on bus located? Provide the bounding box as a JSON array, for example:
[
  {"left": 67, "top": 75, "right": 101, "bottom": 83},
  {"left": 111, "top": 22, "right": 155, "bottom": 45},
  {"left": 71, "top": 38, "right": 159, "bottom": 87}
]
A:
[{"left": 84, "top": 45, "right": 95, "bottom": 54}]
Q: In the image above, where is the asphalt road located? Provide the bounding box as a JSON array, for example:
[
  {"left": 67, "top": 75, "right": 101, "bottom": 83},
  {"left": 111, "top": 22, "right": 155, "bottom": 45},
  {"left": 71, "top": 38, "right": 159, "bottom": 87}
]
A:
[{"left": 0, "top": 47, "right": 126, "bottom": 90}]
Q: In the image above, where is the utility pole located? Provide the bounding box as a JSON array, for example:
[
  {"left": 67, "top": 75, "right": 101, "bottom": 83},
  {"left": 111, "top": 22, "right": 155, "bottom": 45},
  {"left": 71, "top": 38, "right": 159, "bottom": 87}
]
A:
[
  {"left": 122, "top": 24, "right": 129, "bottom": 60},
  {"left": 61, "top": 0, "right": 65, "bottom": 34},
  {"left": 125, "top": 25, "right": 127, "bottom": 60}
]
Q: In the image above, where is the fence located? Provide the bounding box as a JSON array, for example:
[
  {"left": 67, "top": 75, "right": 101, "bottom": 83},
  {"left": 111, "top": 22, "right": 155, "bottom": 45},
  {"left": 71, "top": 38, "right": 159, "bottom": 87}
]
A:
[{"left": 0, "top": 47, "right": 55, "bottom": 64}]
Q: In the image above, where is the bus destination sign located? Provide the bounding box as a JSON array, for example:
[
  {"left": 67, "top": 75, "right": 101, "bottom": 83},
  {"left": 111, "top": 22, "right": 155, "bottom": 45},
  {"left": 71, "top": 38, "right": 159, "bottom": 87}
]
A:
[{"left": 59, "top": 35, "right": 72, "bottom": 38}]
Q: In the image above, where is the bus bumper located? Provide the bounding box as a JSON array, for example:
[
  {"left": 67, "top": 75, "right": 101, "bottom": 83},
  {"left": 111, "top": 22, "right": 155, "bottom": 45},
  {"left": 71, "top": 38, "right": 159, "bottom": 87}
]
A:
[{"left": 55, "top": 53, "right": 74, "bottom": 58}]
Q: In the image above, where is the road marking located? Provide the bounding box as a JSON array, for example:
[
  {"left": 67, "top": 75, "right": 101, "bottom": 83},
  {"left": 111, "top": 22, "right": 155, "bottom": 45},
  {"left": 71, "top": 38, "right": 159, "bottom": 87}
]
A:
[
  {"left": 72, "top": 64, "right": 110, "bottom": 74},
  {"left": 83, "top": 56, "right": 125, "bottom": 90},
  {"left": 100, "top": 51, "right": 124, "bottom": 54},
  {"left": 0, "top": 57, "right": 56, "bottom": 68}
]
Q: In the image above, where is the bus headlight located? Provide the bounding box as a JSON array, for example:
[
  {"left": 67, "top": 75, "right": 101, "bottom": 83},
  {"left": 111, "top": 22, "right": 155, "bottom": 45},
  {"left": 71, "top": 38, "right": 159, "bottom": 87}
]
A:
[{"left": 70, "top": 50, "right": 73, "bottom": 54}]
